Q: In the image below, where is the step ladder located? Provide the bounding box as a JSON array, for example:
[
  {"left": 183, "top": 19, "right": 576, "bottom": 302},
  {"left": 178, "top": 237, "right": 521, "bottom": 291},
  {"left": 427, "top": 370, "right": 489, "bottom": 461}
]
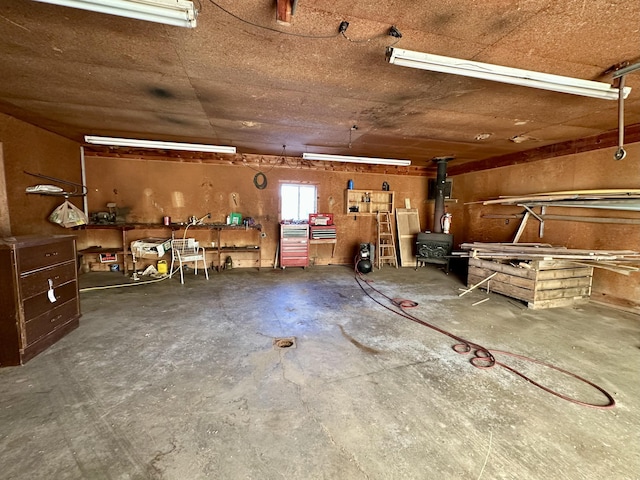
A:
[{"left": 377, "top": 212, "right": 398, "bottom": 269}]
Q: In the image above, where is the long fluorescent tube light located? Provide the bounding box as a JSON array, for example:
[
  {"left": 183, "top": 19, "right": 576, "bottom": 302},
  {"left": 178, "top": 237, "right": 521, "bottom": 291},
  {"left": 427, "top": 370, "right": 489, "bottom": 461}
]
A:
[
  {"left": 34, "top": 0, "right": 197, "bottom": 28},
  {"left": 84, "top": 136, "right": 236, "bottom": 153},
  {"left": 387, "top": 47, "right": 631, "bottom": 101},
  {"left": 303, "top": 153, "right": 411, "bottom": 166}
]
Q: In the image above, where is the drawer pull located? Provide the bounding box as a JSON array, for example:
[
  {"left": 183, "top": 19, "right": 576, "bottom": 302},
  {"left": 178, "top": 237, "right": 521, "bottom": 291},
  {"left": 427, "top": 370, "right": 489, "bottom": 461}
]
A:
[
  {"left": 50, "top": 314, "right": 63, "bottom": 323},
  {"left": 45, "top": 252, "right": 59, "bottom": 257}
]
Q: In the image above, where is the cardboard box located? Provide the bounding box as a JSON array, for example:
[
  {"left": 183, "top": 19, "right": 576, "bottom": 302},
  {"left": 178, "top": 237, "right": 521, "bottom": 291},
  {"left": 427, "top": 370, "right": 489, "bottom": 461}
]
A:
[
  {"left": 229, "top": 212, "right": 242, "bottom": 225},
  {"left": 130, "top": 238, "right": 171, "bottom": 258}
]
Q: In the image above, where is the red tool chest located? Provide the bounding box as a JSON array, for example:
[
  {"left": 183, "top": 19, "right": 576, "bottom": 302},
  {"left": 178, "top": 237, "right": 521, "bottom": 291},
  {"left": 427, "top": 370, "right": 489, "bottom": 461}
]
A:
[{"left": 279, "top": 224, "right": 309, "bottom": 268}]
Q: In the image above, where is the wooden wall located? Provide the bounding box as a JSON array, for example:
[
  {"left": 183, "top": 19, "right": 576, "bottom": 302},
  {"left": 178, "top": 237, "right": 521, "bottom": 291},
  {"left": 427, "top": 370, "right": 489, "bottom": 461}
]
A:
[
  {"left": 2, "top": 112, "right": 637, "bottom": 312},
  {"left": 0, "top": 113, "right": 82, "bottom": 236},
  {"left": 450, "top": 143, "right": 640, "bottom": 311},
  {"left": 81, "top": 156, "right": 431, "bottom": 268}
]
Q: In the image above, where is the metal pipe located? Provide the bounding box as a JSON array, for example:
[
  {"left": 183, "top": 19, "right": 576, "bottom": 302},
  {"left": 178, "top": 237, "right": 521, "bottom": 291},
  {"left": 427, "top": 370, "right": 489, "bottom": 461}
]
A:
[
  {"left": 615, "top": 75, "right": 627, "bottom": 160},
  {"left": 612, "top": 61, "right": 640, "bottom": 78},
  {"left": 80, "top": 146, "right": 88, "bottom": 217},
  {"left": 432, "top": 157, "right": 452, "bottom": 232}
]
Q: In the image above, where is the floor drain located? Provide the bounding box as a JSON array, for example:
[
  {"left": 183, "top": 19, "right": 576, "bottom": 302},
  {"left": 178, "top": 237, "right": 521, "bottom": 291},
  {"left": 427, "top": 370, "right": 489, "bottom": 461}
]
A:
[{"left": 273, "top": 337, "right": 296, "bottom": 349}]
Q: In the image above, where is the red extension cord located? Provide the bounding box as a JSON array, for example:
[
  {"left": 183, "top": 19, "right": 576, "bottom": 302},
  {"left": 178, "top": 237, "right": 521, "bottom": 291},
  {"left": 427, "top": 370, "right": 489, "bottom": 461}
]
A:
[{"left": 354, "top": 270, "right": 616, "bottom": 410}]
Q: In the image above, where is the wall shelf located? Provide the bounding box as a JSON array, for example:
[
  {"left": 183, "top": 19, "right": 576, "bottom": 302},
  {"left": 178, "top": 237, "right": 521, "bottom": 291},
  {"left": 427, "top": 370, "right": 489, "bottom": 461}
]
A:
[
  {"left": 345, "top": 189, "right": 394, "bottom": 215},
  {"left": 77, "top": 223, "right": 262, "bottom": 273}
]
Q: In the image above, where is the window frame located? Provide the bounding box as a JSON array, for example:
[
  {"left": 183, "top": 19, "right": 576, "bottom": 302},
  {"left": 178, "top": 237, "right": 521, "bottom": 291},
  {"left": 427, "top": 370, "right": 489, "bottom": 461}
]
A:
[{"left": 279, "top": 182, "right": 318, "bottom": 222}]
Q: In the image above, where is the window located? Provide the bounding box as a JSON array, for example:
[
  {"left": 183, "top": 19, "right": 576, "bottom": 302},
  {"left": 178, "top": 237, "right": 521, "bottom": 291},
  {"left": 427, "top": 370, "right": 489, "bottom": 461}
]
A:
[{"left": 280, "top": 183, "right": 316, "bottom": 221}]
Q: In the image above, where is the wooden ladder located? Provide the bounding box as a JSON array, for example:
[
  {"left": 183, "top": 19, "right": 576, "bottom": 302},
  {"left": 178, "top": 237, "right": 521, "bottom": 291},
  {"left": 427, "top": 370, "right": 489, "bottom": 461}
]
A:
[{"left": 377, "top": 212, "right": 398, "bottom": 269}]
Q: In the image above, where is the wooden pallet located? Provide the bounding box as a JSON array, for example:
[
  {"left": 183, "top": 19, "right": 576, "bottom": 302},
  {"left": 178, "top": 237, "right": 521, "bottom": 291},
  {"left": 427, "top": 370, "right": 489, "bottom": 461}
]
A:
[{"left": 467, "top": 257, "right": 593, "bottom": 309}]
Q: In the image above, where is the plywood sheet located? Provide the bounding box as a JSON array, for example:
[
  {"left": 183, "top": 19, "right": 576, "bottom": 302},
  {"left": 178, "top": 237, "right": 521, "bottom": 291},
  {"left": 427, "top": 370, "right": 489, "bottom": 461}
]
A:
[{"left": 395, "top": 208, "right": 421, "bottom": 267}]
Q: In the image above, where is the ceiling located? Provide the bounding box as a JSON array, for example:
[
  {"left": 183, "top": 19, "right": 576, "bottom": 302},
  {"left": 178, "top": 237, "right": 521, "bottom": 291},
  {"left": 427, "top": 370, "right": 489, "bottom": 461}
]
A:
[{"left": 1, "top": 0, "right": 640, "bottom": 173}]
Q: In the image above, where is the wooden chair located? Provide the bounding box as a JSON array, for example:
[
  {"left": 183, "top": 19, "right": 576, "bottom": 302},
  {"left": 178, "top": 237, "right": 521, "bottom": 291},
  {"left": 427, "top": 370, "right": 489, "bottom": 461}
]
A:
[{"left": 170, "top": 238, "right": 209, "bottom": 284}]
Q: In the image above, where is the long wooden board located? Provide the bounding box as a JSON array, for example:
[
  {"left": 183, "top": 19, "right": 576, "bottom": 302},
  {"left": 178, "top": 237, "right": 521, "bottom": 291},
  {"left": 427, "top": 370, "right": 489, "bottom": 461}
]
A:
[
  {"left": 498, "top": 189, "right": 640, "bottom": 197},
  {"left": 467, "top": 273, "right": 535, "bottom": 302},
  {"left": 467, "top": 257, "right": 593, "bottom": 309},
  {"left": 469, "top": 257, "right": 537, "bottom": 279},
  {"left": 462, "top": 243, "right": 637, "bottom": 256},
  {"left": 465, "top": 190, "right": 640, "bottom": 205},
  {"left": 395, "top": 208, "right": 420, "bottom": 267},
  {"left": 481, "top": 192, "right": 640, "bottom": 205},
  {"left": 528, "top": 297, "right": 590, "bottom": 310}
]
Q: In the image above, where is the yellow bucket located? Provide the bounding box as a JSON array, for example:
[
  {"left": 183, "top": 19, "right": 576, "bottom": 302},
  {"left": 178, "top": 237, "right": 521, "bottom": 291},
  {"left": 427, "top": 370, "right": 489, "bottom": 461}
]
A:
[{"left": 157, "top": 260, "right": 168, "bottom": 274}]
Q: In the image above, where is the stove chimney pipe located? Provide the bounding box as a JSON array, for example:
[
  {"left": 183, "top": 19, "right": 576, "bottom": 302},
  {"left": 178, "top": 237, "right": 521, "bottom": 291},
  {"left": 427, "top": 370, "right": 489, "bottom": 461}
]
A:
[{"left": 432, "top": 157, "right": 453, "bottom": 232}]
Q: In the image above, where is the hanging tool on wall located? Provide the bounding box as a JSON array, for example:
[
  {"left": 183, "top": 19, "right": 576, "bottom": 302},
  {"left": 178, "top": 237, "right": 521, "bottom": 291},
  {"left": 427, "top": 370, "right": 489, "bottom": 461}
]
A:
[{"left": 24, "top": 171, "right": 87, "bottom": 197}]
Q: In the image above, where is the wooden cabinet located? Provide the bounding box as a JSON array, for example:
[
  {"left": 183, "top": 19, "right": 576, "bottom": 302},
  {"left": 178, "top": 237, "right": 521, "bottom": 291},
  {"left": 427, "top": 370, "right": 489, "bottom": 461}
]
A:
[
  {"left": 345, "top": 189, "right": 394, "bottom": 215},
  {"left": 0, "top": 235, "right": 81, "bottom": 366},
  {"left": 280, "top": 224, "right": 309, "bottom": 268}
]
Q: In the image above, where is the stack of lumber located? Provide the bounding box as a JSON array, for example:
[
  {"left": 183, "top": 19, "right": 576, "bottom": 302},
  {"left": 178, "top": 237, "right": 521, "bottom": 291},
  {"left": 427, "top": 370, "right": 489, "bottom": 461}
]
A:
[
  {"left": 456, "top": 243, "right": 640, "bottom": 309},
  {"left": 456, "top": 243, "right": 640, "bottom": 275},
  {"left": 477, "top": 189, "right": 640, "bottom": 212}
]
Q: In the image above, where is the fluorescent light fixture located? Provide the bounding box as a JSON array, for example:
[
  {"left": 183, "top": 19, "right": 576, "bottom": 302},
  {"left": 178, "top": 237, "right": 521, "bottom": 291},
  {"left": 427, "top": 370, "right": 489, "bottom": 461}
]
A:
[
  {"left": 387, "top": 47, "right": 631, "bottom": 101},
  {"left": 34, "top": 0, "right": 197, "bottom": 28},
  {"left": 84, "top": 136, "right": 236, "bottom": 153},
  {"left": 303, "top": 152, "right": 411, "bottom": 166}
]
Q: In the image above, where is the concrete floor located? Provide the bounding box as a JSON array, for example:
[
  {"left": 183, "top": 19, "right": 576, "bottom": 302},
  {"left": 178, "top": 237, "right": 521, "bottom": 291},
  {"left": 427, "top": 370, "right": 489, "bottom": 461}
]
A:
[{"left": 1, "top": 265, "right": 638, "bottom": 479}]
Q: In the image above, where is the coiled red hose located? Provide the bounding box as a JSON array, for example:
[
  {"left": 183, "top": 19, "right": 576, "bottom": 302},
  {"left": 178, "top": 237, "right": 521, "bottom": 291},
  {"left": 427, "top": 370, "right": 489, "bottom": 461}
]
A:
[{"left": 355, "top": 272, "right": 615, "bottom": 409}]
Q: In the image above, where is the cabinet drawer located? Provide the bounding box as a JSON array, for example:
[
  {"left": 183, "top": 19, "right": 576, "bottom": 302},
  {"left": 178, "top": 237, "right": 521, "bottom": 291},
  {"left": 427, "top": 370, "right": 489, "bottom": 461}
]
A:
[
  {"left": 25, "top": 299, "right": 79, "bottom": 346},
  {"left": 20, "top": 262, "right": 76, "bottom": 299},
  {"left": 281, "top": 226, "right": 309, "bottom": 238},
  {"left": 282, "top": 245, "right": 309, "bottom": 254},
  {"left": 18, "top": 240, "right": 75, "bottom": 272},
  {"left": 281, "top": 257, "right": 308, "bottom": 267},
  {"left": 23, "top": 281, "right": 78, "bottom": 321},
  {"left": 281, "top": 239, "right": 308, "bottom": 247},
  {"left": 282, "top": 252, "right": 308, "bottom": 257}
]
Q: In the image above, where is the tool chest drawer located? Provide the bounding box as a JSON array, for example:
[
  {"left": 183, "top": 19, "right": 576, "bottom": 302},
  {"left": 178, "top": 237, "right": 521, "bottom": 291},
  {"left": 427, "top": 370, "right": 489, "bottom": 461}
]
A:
[
  {"left": 0, "top": 235, "right": 81, "bottom": 366},
  {"left": 281, "top": 238, "right": 309, "bottom": 252}
]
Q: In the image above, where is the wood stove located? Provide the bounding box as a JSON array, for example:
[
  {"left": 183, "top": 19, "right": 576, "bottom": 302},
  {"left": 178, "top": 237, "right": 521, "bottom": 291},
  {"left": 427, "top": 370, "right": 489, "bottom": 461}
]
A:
[
  {"left": 415, "top": 232, "right": 453, "bottom": 273},
  {"left": 415, "top": 156, "right": 454, "bottom": 273}
]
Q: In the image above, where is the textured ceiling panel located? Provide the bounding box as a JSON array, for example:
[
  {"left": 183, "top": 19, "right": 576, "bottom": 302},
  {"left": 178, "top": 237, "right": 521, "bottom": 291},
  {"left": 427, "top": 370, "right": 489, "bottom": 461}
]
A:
[{"left": 1, "top": 0, "right": 639, "bottom": 170}]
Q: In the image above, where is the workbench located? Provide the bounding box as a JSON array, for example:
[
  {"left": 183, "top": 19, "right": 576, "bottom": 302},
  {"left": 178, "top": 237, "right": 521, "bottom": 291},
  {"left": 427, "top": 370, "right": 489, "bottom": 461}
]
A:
[{"left": 77, "top": 223, "right": 262, "bottom": 274}]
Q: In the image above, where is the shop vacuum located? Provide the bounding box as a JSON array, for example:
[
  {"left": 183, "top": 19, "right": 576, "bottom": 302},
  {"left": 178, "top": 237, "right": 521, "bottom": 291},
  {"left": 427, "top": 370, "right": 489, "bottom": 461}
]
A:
[{"left": 356, "top": 243, "right": 375, "bottom": 274}]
